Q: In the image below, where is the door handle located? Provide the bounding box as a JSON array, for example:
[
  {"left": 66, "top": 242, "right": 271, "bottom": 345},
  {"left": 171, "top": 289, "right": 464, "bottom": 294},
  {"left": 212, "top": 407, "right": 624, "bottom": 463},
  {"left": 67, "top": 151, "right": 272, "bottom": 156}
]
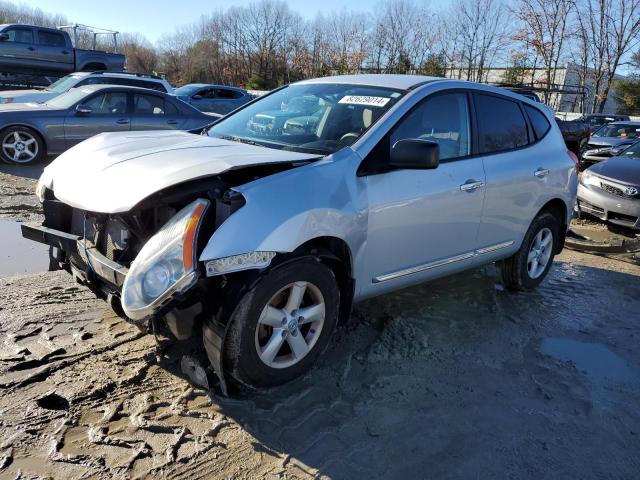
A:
[
  {"left": 62, "top": 50, "right": 70, "bottom": 55},
  {"left": 116, "top": 118, "right": 130, "bottom": 125},
  {"left": 167, "top": 119, "right": 178, "bottom": 125},
  {"left": 27, "top": 46, "right": 35, "bottom": 51},
  {"left": 534, "top": 168, "right": 550, "bottom": 178},
  {"left": 460, "top": 180, "right": 485, "bottom": 192}
]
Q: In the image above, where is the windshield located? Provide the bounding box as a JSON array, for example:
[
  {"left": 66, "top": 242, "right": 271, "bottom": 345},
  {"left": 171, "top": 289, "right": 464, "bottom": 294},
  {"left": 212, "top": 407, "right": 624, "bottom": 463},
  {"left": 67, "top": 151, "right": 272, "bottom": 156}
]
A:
[
  {"left": 592, "top": 123, "right": 640, "bottom": 138},
  {"left": 207, "top": 83, "right": 404, "bottom": 154},
  {"left": 46, "top": 75, "right": 82, "bottom": 93},
  {"left": 175, "top": 85, "right": 202, "bottom": 96},
  {"left": 45, "top": 87, "right": 93, "bottom": 109},
  {"left": 620, "top": 141, "right": 640, "bottom": 158}
]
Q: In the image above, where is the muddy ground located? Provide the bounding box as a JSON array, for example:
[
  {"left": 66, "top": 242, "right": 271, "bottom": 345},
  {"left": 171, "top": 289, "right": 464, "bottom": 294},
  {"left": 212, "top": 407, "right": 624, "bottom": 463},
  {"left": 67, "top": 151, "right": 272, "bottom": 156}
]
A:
[{"left": 1, "top": 165, "right": 639, "bottom": 479}]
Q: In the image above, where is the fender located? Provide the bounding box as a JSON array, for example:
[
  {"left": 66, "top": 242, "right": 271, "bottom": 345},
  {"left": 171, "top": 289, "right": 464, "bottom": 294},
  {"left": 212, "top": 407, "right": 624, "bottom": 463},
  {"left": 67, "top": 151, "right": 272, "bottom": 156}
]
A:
[{"left": 198, "top": 148, "right": 368, "bottom": 271}]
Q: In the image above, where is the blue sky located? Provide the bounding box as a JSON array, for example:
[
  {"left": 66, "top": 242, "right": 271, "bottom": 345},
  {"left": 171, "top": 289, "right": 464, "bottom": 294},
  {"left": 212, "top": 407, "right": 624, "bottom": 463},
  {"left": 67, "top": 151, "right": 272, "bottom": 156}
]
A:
[{"left": 28, "top": 0, "right": 437, "bottom": 43}]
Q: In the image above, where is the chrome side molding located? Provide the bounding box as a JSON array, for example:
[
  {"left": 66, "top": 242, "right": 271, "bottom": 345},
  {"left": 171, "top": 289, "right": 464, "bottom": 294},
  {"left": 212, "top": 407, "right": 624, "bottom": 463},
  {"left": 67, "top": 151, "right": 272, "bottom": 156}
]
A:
[{"left": 373, "top": 240, "right": 514, "bottom": 283}]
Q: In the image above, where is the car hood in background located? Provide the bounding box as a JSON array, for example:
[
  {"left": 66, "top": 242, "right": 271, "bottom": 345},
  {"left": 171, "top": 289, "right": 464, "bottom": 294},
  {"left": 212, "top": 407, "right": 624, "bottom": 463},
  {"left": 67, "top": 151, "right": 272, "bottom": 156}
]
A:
[
  {"left": 0, "top": 89, "right": 57, "bottom": 104},
  {"left": 588, "top": 137, "right": 636, "bottom": 148},
  {"left": 40, "top": 130, "right": 319, "bottom": 213},
  {"left": 588, "top": 156, "right": 640, "bottom": 185},
  {"left": 0, "top": 102, "right": 55, "bottom": 113}
]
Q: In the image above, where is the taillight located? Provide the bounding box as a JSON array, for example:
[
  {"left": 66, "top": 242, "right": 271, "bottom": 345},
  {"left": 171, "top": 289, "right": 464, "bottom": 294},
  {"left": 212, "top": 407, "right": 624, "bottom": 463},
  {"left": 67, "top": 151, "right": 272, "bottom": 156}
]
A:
[{"left": 567, "top": 150, "right": 579, "bottom": 172}]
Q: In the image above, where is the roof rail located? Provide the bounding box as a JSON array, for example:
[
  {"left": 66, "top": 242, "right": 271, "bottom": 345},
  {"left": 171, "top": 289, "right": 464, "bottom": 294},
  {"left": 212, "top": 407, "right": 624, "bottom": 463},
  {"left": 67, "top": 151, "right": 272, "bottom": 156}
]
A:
[{"left": 87, "top": 71, "right": 163, "bottom": 80}]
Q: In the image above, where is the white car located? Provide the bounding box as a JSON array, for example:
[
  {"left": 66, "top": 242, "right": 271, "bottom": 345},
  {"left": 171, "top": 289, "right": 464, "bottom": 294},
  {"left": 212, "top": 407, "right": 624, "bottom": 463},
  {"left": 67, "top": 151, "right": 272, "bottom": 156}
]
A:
[{"left": 0, "top": 71, "right": 173, "bottom": 104}]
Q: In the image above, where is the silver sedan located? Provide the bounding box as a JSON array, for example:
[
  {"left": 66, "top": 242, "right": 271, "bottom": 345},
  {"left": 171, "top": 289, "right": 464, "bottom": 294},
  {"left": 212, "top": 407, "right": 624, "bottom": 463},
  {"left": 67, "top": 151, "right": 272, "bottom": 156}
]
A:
[{"left": 0, "top": 84, "right": 216, "bottom": 165}]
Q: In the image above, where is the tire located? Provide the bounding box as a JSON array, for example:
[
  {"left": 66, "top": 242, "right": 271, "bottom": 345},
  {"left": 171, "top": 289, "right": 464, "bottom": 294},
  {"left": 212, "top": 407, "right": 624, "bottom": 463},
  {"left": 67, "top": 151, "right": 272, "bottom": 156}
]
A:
[
  {"left": 0, "top": 126, "right": 45, "bottom": 165},
  {"left": 499, "top": 212, "right": 559, "bottom": 291},
  {"left": 207, "top": 259, "right": 340, "bottom": 389}
]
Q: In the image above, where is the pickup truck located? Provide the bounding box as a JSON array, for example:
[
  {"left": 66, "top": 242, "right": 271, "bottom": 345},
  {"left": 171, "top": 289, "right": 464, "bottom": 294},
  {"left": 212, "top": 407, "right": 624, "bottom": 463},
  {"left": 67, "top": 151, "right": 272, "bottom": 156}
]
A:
[{"left": 0, "top": 24, "right": 125, "bottom": 76}]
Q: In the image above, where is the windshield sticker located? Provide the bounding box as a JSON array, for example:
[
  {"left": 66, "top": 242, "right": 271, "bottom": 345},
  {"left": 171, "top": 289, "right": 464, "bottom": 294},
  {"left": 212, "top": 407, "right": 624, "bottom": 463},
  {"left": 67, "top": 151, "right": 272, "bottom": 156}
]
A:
[{"left": 339, "top": 95, "right": 390, "bottom": 107}]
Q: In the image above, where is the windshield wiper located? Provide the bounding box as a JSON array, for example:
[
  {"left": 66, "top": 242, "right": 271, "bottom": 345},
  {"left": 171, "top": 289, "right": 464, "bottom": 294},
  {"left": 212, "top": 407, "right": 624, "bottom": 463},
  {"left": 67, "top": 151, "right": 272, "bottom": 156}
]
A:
[{"left": 216, "top": 135, "right": 263, "bottom": 147}]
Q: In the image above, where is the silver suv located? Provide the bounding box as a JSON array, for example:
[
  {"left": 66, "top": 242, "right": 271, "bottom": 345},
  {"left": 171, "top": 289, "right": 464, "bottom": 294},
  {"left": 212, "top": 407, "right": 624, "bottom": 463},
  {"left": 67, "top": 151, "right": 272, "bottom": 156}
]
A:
[
  {"left": 23, "top": 75, "right": 578, "bottom": 392},
  {"left": 0, "top": 71, "right": 173, "bottom": 104}
]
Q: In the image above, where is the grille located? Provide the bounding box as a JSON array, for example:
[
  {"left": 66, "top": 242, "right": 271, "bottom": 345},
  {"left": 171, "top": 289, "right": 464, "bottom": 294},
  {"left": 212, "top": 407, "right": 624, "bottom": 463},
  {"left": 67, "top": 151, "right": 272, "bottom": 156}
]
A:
[{"left": 600, "top": 182, "right": 638, "bottom": 199}]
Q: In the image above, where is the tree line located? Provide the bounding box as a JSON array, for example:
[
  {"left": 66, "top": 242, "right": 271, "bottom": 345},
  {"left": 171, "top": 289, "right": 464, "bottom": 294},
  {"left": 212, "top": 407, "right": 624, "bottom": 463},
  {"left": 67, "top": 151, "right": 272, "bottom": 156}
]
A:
[{"left": 1, "top": 0, "right": 640, "bottom": 113}]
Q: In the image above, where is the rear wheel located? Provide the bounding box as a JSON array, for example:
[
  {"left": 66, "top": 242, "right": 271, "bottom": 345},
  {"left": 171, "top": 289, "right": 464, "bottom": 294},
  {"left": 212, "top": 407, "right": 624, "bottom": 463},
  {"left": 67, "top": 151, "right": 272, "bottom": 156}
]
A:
[
  {"left": 499, "top": 212, "right": 559, "bottom": 291},
  {"left": 204, "top": 259, "right": 340, "bottom": 389},
  {"left": 0, "top": 126, "right": 45, "bottom": 165}
]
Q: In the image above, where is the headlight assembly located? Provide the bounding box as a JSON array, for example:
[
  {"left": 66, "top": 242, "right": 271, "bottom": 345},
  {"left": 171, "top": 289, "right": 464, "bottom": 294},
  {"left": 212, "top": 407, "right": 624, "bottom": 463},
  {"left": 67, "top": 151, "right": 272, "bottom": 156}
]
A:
[
  {"left": 122, "top": 198, "right": 209, "bottom": 320},
  {"left": 581, "top": 170, "right": 601, "bottom": 188}
]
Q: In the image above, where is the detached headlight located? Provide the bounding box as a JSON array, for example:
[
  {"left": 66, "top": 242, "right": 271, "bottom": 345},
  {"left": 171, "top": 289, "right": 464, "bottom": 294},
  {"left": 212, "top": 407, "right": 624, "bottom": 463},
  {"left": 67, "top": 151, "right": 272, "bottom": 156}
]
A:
[
  {"left": 581, "top": 170, "right": 601, "bottom": 188},
  {"left": 205, "top": 251, "right": 276, "bottom": 276},
  {"left": 122, "top": 199, "right": 209, "bottom": 320}
]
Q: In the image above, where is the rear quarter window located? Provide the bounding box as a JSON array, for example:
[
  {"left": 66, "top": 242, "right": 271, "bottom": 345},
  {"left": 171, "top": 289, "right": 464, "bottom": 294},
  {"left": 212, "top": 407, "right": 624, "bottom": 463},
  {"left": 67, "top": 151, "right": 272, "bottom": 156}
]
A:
[
  {"left": 476, "top": 94, "right": 529, "bottom": 153},
  {"left": 524, "top": 104, "right": 551, "bottom": 141},
  {"left": 38, "top": 30, "right": 66, "bottom": 47}
]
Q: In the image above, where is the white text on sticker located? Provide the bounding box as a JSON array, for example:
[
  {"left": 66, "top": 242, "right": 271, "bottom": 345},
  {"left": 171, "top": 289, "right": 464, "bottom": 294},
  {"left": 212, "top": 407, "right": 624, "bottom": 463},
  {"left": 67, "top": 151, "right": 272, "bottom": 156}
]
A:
[{"left": 338, "top": 96, "right": 390, "bottom": 107}]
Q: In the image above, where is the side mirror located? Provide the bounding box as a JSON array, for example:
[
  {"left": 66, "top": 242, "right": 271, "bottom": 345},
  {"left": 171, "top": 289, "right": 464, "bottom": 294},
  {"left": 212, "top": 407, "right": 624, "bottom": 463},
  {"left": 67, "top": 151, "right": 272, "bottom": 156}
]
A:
[
  {"left": 192, "top": 95, "right": 203, "bottom": 100},
  {"left": 389, "top": 139, "right": 440, "bottom": 169},
  {"left": 0, "top": 33, "right": 9, "bottom": 42},
  {"left": 75, "top": 104, "right": 92, "bottom": 115}
]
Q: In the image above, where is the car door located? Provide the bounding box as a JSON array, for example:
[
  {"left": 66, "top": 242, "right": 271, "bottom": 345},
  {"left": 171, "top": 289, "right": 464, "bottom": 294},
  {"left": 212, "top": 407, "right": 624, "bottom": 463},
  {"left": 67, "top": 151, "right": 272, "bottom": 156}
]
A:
[
  {"left": 473, "top": 92, "right": 549, "bottom": 263},
  {"left": 0, "top": 26, "right": 39, "bottom": 72},
  {"left": 130, "top": 93, "right": 184, "bottom": 130},
  {"left": 213, "top": 88, "right": 240, "bottom": 114},
  {"left": 189, "top": 88, "right": 216, "bottom": 112},
  {"left": 36, "top": 29, "right": 73, "bottom": 74},
  {"left": 362, "top": 90, "right": 486, "bottom": 297},
  {"left": 63, "top": 91, "right": 131, "bottom": 147}
]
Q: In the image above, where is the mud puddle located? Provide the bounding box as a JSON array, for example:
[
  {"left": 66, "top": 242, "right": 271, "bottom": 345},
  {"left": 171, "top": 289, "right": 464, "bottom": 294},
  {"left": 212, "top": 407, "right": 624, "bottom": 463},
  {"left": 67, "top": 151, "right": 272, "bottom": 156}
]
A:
[
  {"left": 0, "top": 219, "right": 49, "bottom": 277},
  {"left": 541, "top": 337, "right": 635, "bottom": 383}
]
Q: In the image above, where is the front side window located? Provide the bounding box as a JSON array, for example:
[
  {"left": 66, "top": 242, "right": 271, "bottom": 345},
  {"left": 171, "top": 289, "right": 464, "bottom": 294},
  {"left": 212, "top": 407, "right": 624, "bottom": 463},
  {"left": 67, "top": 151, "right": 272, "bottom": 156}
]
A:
[
  {"left": 4, "top": 28, "right": 34, "bottom": 43},
  {"left": 476, "top": 94, "right": 529, "bottom": 153},
  {"left": 81, "top": 92, "right": 128, "bottom": 114},
  {"left": 592, "top": 124, "right": 640, "bottom": 139},
  {"left": 391, "top": 92, "right": 471, "bottom": 161},
  {"left": 38, "top": 30, "right": 66, "bottom": 47},
  {"left": 208, "top": 83, "right": 403, "bottom": 155}
]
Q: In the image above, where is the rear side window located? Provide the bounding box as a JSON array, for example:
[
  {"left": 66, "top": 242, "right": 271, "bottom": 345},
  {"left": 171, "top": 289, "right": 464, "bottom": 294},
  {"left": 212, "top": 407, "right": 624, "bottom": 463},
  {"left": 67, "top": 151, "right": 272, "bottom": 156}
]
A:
[
  {"left": 216, "top": 88, "right": 243, "bottom": 99},
  {"left": 134, "top": 94, "right": 177, "bottom": 115},
  {"left": 524, "top": 105, "right": 551, "bottom": 140},
  {"left": 38, "top": 30, "right": 66, "bottom": 47},
  {"left": 476, "top": 94, "right": 529, "bottom": 153}
]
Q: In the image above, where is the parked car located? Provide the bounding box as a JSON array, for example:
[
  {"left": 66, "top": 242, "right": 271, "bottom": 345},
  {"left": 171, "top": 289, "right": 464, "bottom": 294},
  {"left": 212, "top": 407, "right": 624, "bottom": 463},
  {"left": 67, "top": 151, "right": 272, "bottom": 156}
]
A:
[
  {"left": 577, "top": 140, "right": 640, "bottom": 230},
  {"left": 581, "top": 121, "right": 640, "bottom": 163},
  {"left": 555, "top": 118, "right": 591, "bottom": 159},
  {"left": 22, "top": 75, "right": 578, "bottom": 392},
  {"left": 174, "top": 84, "right": 253, "bottom": 114},
  {"left": 0, "top": 24, "right": 125, "bottom": 76},
  {"left": 573, "top": 113, "right": 631, "bottom": 129},
  {"left": 0, "top": 71, "right": 173, "bottom": 104},
  {"left": 0, "top": 84, "right": 215, "bottom": 164}
]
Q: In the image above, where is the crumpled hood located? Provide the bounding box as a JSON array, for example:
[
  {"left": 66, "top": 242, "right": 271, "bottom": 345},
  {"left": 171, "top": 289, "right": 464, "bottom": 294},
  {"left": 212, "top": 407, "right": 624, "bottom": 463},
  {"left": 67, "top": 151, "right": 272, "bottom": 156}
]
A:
[
  {"left": 588, "top": 137, "right": 634, "bottom": 148},
  {"left": 40, "top": 130, "right": 318, "bottom": 213},
  {"left": 588, "top": 155, "right": 640, "bottom": 185}
]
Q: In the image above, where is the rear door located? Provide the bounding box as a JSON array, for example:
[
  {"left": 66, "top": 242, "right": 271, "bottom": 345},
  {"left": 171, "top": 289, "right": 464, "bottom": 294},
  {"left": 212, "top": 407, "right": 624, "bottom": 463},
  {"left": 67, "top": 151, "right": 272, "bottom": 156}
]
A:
[
  {"left": 63, "top": 91, "right": 131, "bottom": 147},
  {"left": 0, "top": 26, "right": 39, "bottom": 72},
  {"left": 473, "top": 92, "right": 550, "bottom": 262},
  {"left": 130, "top": 93, "right": 185, "bottom": 130},
  {"left": 36, "top": 29, "right": 73, "bottom": 74}
]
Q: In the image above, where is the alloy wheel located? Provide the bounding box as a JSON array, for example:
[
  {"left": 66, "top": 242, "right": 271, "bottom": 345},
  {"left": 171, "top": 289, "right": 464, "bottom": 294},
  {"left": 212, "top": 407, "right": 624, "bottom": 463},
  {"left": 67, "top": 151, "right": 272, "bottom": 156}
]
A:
[
  {"left": 254, "top": 281, "right": 326, "bottom": 369},
  {"left": 2, "top": 131, "right": 38, "bottom": 164},
  {"left": 527, "top": 227, "right": 553, "bottom": 279}
]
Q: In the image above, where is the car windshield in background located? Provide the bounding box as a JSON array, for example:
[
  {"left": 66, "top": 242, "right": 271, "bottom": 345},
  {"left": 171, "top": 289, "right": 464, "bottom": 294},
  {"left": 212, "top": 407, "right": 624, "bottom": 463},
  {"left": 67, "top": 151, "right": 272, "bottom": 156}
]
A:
[
  {"left": 44, "top": 88, "right": 92, "bottom": 109},
  {"left": 592, "top": 124, "right": 640, "bottom": 138},
  {"left": 45, "top": 75, "right": 81, "bottom": 93},
  {"left": 174, "top": 85, "right": 201, "bottom": 96},
  {"left": 621, "top": 141, "right": 640, "bottom": 158},
  {"left": 208, "top": 83, "right": 404, "bottom": 154}
]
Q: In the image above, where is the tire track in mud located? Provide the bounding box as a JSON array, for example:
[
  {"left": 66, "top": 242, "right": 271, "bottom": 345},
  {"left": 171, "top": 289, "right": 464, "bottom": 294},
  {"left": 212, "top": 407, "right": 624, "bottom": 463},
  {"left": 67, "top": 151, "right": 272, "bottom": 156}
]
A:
[{"left": 1, "top": 251, "right": 640, "bottom": 479}]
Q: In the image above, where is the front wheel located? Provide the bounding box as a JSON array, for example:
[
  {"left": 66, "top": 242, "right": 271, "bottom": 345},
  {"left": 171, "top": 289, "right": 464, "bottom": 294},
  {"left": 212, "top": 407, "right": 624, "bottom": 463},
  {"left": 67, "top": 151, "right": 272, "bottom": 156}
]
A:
[
  {"left": 499, "top": 212, "right": 559, "bottom": 291},
  {"left": 204, "top": 259, "right": 340, "bottom": 389},
  {"left": 0, "top": 126, "right": 45, "bottom": 165}
]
